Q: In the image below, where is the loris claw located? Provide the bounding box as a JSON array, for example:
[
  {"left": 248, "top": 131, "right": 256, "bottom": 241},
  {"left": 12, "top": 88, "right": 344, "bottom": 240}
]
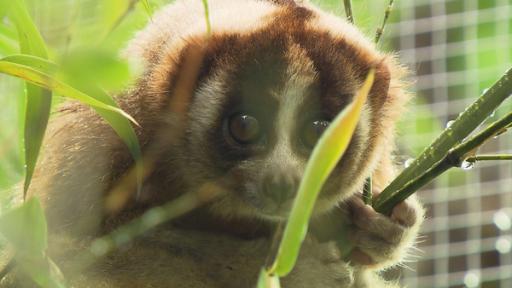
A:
[{"left": 344, "top": 193, "right": 425, "bottom": 270}]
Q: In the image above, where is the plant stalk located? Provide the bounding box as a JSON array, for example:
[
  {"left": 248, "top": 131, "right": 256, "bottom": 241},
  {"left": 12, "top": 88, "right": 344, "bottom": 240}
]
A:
[
  {"left": 343, "top": 0, "right": 354, "bottom": 23},
  {"left": 374, "top": 111, "right": 512, "bottom": 214},
  {"left": 375, "top": 0, "right": 395, "bottom": 44},
  {"left": 373, "top": 68, "right": 512, "bottom": 213},
  {"left": 362, "top": 177, "right": 372, "bottom": 205},
  {"left": 466, "top": 154, "right": 512, "bottom": 162}
]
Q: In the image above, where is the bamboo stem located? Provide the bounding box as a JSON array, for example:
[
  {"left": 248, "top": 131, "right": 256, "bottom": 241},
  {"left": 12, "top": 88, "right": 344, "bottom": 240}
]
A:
[
  {"left": 70, "top": 185, "right": 222, "bottom": 274},
  {"left": 343, "top": 0, "right": 354, "bottom": 23},
  {"left": 373, "top": 68, "right": 512, "bottom": 213},
  {"left": 375, "top": 0, "right": 395, "bottom": 44},
  {"left": 362, "top": 177, "right": 372, "bottom": 205},
  {"left": 466, "top": 154, "right": 512, "bottom": 162},
  {"left": 374, "top": 111, "right": 512, "bottom": 214},
  {"left": 201, "top": 0, "right": 212, "bottom": 35}
]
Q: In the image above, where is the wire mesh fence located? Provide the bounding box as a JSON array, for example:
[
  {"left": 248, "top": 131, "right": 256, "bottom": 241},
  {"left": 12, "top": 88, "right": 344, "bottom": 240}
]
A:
[{"left": 386, "top": 0, "right": 512, "bottom": 287}]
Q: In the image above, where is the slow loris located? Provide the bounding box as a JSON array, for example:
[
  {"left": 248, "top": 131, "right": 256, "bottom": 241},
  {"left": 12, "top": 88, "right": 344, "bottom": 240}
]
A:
[{"left": 1, "top": 0, "right": 424, "bottom": 287}]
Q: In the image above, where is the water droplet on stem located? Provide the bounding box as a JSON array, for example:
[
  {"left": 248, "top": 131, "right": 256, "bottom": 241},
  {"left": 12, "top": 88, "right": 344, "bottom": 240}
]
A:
[
  {"left": 460, "top": 160, "right": 474, "bottom": 170},
  {"left": 404, "top": 158, "right": 414, "bottom": 168}
]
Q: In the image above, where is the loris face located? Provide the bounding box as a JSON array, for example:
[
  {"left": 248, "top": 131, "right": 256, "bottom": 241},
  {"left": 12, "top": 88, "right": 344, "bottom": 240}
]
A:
[{"left": 142, "top": 3, "right": 400, "bottom": 221}]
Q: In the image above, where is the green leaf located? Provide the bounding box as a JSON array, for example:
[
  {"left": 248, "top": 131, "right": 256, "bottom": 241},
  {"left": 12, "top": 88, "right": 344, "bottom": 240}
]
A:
[
  {"left": 6, "top": 0, "right": 52, "bottom": 196},
  {"left": 1, "top": 54, "right": 142, "bottom": 192},
  {"left": 0, "top": 198, "right": 67, "bottom": 287},
  {"left": 140, "top": 0, "right": 153, "bottom": 17},
  {"left": 7, "top": 1, "right": 47, "bottom": 56},
  {"left": 57, "top": 50, "right": 142, "bottom": 192},
  {"left": 201, "top": 0, "right": 212, "bottom": 35},
  {"left": 0, "top": 24, "right": 18, "bottom": 56},
  {"left": 257, "top": 269, "right": 281, "bottom": 288},
  {"left": 3, "top": 54, "right": 58, "bottom": 73},
  {"left": 0, "top": 59, "right": 137, "bottom": 123},
  {"left": 269, "top": 69, "right": 375, "bottom": 276},
  {"left": 97, "top": 0, "right": 133, "bottom": 42},
  {"left": 0, "top": 197, "right": 47, "bottom": 255},
  {"left": 60, "top": 49, "right": 131, "bottom": 91},
  {"left": 16, "top": 256, "right": 67, "bottom": 288}
]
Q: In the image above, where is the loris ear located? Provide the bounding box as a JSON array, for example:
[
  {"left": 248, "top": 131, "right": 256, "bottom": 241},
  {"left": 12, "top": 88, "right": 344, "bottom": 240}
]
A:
[
  {"left": 367, "top": 58, "right": 392, "bottom": 113},
  {"left": 167, "top": 41, "right": 208, "bottom": 118},
  {"left": 367, "top": 55, "right": 411, "bottom": 129}
]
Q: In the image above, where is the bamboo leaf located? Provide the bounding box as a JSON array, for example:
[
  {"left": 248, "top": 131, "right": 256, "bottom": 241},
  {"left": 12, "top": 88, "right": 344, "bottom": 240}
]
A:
[
  {"left": 140, "top": 0, "right": 153, "bottom": 17},
  {"left": 6, "top": 0, "right": 52, "bottom": 196},
  {"left": 0, "top": 197, "right": 66, "bottom": 288},
  {"left": 98, "top": 0, "right": 133, "bottom": 42},
  {"left": 3, "top": 54, "right": 58, "bottom": 73},
  {"left": 0, "top": 197, "right": 47, "bottom": 254},
  {"left": 0, "top": 24, "right": 18, "bottom": 56},
  {"left": 257, "top": 269, "right": 281, "bottom": 288},
  {"left": 0, "top": 60, "right": 137, "bottom": 124},
  {"left": 60, "top": 49, "right": 131, "bottom": 91},
  {"left": 269, "top": 69, "right": 375, "bottom": 276},
  {"left": 7, "top": 1, "right": 47, "bottom": 56},
  {"left": 201, "top": 0, "right": 212, "bottom": 35},
  {"left": 2, "top": 54, "right": 143, "bottom": 195}
]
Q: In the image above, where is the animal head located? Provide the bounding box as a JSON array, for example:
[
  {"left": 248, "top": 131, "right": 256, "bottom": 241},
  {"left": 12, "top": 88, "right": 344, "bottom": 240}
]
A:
[{"left": 127, "top": 0, "right": 408, "bottom": 221}]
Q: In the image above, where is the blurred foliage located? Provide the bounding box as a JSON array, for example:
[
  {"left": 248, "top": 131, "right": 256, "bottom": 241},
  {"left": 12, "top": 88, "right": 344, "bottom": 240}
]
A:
[
  {"left": 0, "top": 198, "right": 66, "bottom": 287},
  {"left": 0, "top": 0, "right": 160, "bottom": 191}
]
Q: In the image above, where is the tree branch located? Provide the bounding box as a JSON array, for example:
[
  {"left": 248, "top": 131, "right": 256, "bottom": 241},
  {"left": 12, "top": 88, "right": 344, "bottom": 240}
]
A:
[
  {"left": 374, "top": 110, "right": 512, "bottom": 214},
  {"left": 343, "top": 0, "right": 354, "bottom": 23},
  {"left": 373, "top": 68, "right": 512, "bottom": 214},
  {"left": 375, "top": 0, "right": 395, "bottom": 44},
  {"left": 466, "top": 154, "right": 512, "bottom": 162}
]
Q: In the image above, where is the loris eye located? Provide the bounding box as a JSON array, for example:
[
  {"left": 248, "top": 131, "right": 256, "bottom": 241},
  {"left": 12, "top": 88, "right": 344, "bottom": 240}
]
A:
[
  {"left": 228, "top": 113, "right": 261, "bottom": 144},
  {"left": 302, "top": 120, "right": 330, "bottom": 148}
]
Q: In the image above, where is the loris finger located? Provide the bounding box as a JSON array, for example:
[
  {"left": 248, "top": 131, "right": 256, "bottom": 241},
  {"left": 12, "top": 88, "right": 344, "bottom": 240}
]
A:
[{"left": 348, "top": 196, "right": 405, "bottom": 244}]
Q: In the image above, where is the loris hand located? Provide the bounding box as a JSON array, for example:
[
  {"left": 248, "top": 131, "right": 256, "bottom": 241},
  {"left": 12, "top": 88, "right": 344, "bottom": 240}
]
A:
[{"left": 343, "top": 193, "right": 424, "bottom": 269}]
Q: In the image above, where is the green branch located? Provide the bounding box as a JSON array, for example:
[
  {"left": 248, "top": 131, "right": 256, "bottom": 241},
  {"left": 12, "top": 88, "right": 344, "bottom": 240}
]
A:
[
  {"left": 373, "top": 67, "right": 512, "bottom": 214},
  {"left": 375, "top": 0, "right": 395, "bottom": 44},
  {"left": 373, "top": 110, "right": 512, "bottom": 214},
  {"left": 201, "top": 0, "right": 212, "bottom": 35},
  {"left": 362, "top": 177, "right": 372, "bottom": 205},
  {"left": 466, "top": 154, "right": 512, "bottom": 162},
  {"left": 343, "top": 0, "right": 354, "bottom": 23},
  {"left": 71, "top": 186, "right": 222, "bottom": 272}
]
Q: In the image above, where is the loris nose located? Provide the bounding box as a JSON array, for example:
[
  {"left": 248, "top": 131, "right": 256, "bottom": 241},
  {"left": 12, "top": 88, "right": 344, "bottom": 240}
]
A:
[{"left": 261, "top": 172, "right": 299, "bottom": 205}]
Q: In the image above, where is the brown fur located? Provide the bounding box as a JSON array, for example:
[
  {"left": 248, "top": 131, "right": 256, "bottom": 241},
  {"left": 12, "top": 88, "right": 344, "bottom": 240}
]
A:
[{"left": 2, "top": 1, "right": 422, "bottom": 287}]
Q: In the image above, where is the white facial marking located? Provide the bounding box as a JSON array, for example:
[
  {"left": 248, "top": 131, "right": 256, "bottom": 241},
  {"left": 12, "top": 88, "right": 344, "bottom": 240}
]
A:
[
  {"left": 188, "top": 69, "right": 230, "bottom": 143},
  {"left": 268, "top": 43, "right": 317, "bottom": 168}
]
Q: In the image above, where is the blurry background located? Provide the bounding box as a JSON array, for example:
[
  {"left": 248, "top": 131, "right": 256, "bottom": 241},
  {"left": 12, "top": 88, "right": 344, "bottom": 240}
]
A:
[
  {"left": 1, "top": 0, "right": 511, "bottom": 287},
  {"left": 387, "top": 1, "right": 512, "bottom": 287}
]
